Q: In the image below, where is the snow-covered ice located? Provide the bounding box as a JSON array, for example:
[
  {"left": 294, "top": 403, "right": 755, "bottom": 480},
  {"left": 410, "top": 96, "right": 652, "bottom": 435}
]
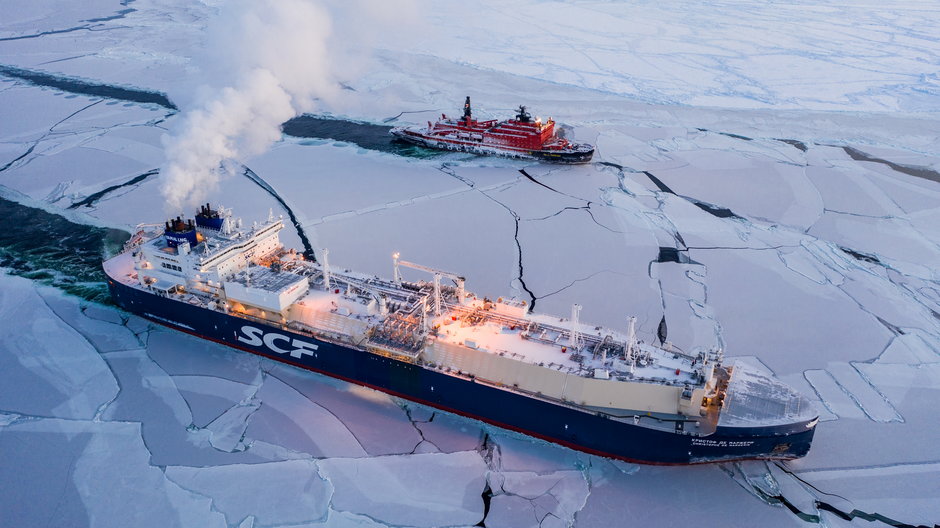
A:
[
  {"left": 165, "top": 460, "right": 333, "bottom": 526},
  {"left": 0, "top": 275, "right": 119, "bottom": 419},
  {"left": 2, "top": 0, "right": 940, "bottom": 526},
  {"left": 318, "top": 451, "right": 488, "bottom": 527}
]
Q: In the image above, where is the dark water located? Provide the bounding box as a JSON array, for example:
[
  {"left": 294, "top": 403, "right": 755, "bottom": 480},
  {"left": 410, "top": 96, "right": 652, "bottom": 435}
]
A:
[
  {"left": 0, "top": 64, "right": 177, "bottom": 110},
  {"left": 0, "top": 64, "right": 453, "bottom": 158},
  {"left": 0, "top": 197, "right": 129, "bottom": 303},
  {"left": 656, "top": 247, "right": 701, "bottom": 265},
  {"left": 241, "top": 166, "right": 316, "bottom": 260},
  {"left": 776, "top": 138, "right": 808, "bottom": 152},
  {"left": 689, "top": 199, "right": 741, "bottom": 219},
  {"left": 657, "top": 316, "right": 668, "bottom": 345},
  {"left": 68, "top": 169, "right": 158, "bottom": 209},
  {"left": 84, "top": 8, "right": 136, "bottom": 23},
  {"left": 696, "top": 128, "right": 753, "bottom": 141},
  {"left": 657, "top": 247, "right": 683, "bottom": 263},
  {"left": 282, "top": 115, "right": 443, "bottom": 158},
  {"left": 643, "top": 171, "right": 741, "bottom": 219},
  {"left": 842, "top": 146, "right": 940, "bottom": 185},
  {"left": 839, "top": 246, "right": 881, "bottom": 265},
  {"left": 642, "top": 171, "right": 676, "bottom": 194},
  {"left": 0, "top": 114, "right": 444, "bottom": 308}
]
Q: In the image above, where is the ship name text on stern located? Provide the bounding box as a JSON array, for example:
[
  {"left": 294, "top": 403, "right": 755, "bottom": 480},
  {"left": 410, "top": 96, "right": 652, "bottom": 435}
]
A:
[{"left": 690, "top": 438, "right": 756, "bottom": 448}]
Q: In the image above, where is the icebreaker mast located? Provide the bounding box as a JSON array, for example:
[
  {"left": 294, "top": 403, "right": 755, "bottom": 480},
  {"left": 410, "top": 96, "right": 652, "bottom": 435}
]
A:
[{"left": 463, "top": 96, "right": 472, "bottom": 123}]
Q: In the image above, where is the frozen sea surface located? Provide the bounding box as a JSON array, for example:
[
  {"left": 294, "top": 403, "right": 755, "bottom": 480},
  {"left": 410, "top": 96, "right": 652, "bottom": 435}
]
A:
[{"left": 2, "top": 0, "right": 940, "bottom": 526}]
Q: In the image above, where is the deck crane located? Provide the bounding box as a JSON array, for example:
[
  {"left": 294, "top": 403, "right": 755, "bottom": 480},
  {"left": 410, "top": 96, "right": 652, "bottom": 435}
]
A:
[
  {"left": 392, "top": 253, "right": 466, "bottom": 316},
  {"left": 315, "top": 247, "right": 388, "bottom": 317}
]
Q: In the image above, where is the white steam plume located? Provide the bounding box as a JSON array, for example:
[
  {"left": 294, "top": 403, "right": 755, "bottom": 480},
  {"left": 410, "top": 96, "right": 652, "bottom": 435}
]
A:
[{"left": 161, "top": 0, "right": 340, "bottom": 213}]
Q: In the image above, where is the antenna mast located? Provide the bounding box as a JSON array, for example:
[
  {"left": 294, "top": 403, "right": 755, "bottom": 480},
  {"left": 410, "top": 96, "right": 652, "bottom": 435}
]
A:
[{"left": 569, "top": 304, "right": 583, "bottom": 351}]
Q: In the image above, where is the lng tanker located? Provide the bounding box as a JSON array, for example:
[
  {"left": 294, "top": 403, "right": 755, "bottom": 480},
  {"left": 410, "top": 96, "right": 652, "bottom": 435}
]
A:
[
  {"left": 103, "top": 204, "right": 817, "bottom": 464},
  {"left": 390, "top": 97, "right": 594, "bottom": 163}
]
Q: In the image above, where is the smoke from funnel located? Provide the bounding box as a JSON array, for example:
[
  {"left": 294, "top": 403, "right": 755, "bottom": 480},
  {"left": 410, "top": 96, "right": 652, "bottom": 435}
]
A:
[{"left": 161, "top": 0, "right": 340, "bottom": 212}]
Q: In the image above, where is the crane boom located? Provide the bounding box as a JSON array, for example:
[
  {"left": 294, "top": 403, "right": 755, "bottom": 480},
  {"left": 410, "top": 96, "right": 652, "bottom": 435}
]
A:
[
  {"left": 398, "top": 260, "right": 464, "bottom": 282},
  {"left": 392, "top": 253, "right": 467, "bottom": 308}
]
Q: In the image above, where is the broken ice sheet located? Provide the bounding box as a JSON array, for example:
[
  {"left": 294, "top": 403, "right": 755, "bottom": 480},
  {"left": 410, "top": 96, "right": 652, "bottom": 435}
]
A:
[
  {"left": 875, "top": 332, "right": 940, "bottom": 365},
  {"left": 825, "top": 362, "right": 902, "bottom": 423},
  {"left": 490, "top": 470, "right": 590, "bottom": 525},
  {"left": 99, "top": 348, "right": 270, "bottom": 466},
  {"left": 0, "top": 0, "right": 131, "bottom": 37},
  {"left": 165, "top": 460, "right": 332, "bottom": 526},
  {"left": 651, "top": 148, "right": 825, "bottom": 231},
  {"left": 0, "top": 417, "right": 226, "bottom": 528},
  {"left": 0, "top": 84, "right": 102, "bottom": 142},
  {"left": 172, "top": 374, "right": 258, "bottom": 428},
  {"left": 0, "top": 275, "right": 118, "bottom": 419},
  {"left": 412, "top": 408, "right": 486, "bottom": 454},
  {"left": 803, "top": 164, "right": 900, "bottom": 218},
  {"left": 837, "top": 268, "right": 940, "bottom": 334},
  {"left": 693, "top": 247, "right": 893, "bottom": 374},
  {"left": 313, "top": 185, "right": 519, "bottom": 301},
  {"left": 146, "top": 329, "right": 263, "bottom": 384},
  {"left": 797, "top": 362, "right": 940, "bottom": 469},
  {"left": 244, "top": 371, "right": 368, "bottom": 458},
  {"left": 809, "top": 212, "right": 939, "bottom": 278},
  {"left": 485, "top": 494, "right": 542, "bottom": 528},
  {"left": 576, "top": 461, "right": 801, "bottom": 527},
  {"left": 37, "top": 287, "right": 144, "bottom": 352},
  {"left": 489, "top": 432, "right": 589, "bottom": 474},
  {"left": 487, "top": 169, "right": 589, "bottom": 218},
  {"left": 804, "top": 369, "right": 867, "bottom": 421},
  {"left": 317, "top": 451, "right": 487, "bottom": 527},
  {"left": 793, "top": 464, "right": 940, "bottom": 527},
  {"left": 205, "top": 397, "right": 261, "bottom": 453},
  {"left": 264, "top": 362, "right": 423, "bottom": 456},
  {"left": 854, "top": 363, "right": 940, "bottom": 423},
  {"left": 516, "top": 197, "right": 663, "bottom": 330},
  {"left": 246, "top": 141, "right": 464, "bottom": 221},
  {"left": 651, "top": 261, "right": 720, "bottom": 353},
  {"left": 0, "top": 92, "right": 162, "bottom": 204}
]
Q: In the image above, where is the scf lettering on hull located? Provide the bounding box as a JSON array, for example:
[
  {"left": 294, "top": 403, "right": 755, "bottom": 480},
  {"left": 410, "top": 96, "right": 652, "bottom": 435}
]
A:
[{"left": 237, "top": 325, "right": 318, "bottom": 359}]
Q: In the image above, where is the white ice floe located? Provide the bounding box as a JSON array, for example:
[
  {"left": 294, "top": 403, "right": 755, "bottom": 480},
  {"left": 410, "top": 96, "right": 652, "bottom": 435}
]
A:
[
  {"left": 0, "top": 275, "right": 118, "bottom": 419},
  {"left": 794, "top": 463, "right": 940, "bottom": 527},
  {"left": 265, "top": 363, "right": 424, "bottom": 456},
  {"left": 804, "top": 369, "right": 868, "bottom": 421},
  {"left": 165, "top": 460, "right": 332, "bottom": 526},
  {"left": 0, "top": 417, "right": 226, "bottom": 527},
  {"left": 243, "top": 371, "right": 368, "bottom": 459},
  {"left": 172, "top": 374, "right": 258, "bottom": 428},
  {"left": 317, "top": 450, "right": 488, "bottom": 527}
]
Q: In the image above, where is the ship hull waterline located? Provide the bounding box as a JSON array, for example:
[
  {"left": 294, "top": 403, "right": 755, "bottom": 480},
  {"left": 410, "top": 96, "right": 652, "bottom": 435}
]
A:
[{"left": 106, "top": 277, "right": 814, "bottom": 465}]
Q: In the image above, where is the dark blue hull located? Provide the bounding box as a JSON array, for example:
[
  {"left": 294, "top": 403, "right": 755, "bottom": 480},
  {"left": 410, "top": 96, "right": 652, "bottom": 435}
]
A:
[{"left": 106, "top": 276, "right": 815, "bottom": 464}]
